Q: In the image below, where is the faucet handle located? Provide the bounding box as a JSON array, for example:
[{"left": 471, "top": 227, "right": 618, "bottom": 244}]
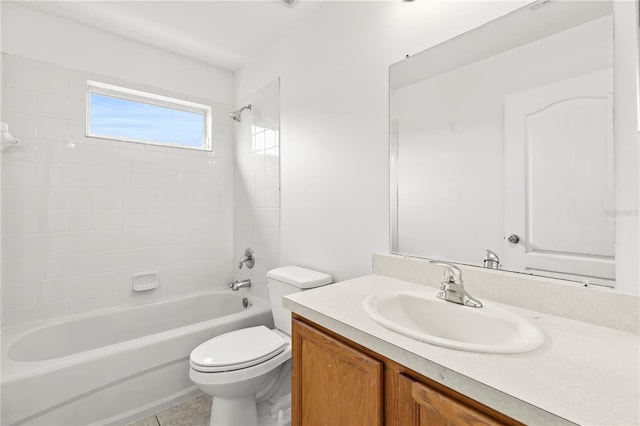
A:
[
  {"left": 430, "top": 261, "right": 482, "bottom": 308},
  {"left": 238, "top": 248, "right": 255, "bottom": 269},
  {"left": 483, "top": 249, "right": 499, "bottom": 261},
  {"left": 482, "top": 248, "right": 501, "bottom": 269},
  {"left": 429, "top": 261, "right": 463, "bottom": 285}
]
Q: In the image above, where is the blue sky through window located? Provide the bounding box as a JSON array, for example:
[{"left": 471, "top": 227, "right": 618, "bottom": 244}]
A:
[{"left": 90, "top": 93, "right": 205, "bottom": 148}]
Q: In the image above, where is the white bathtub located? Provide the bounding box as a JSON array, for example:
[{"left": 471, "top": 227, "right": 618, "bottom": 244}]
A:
[{"left": 1, "top": 289, "right": 273, "bottom": 425}]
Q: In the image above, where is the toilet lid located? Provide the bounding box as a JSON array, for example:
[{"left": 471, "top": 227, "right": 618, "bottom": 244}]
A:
[{"left": 190, "top": 326, "right": 287, "bottom": 373}]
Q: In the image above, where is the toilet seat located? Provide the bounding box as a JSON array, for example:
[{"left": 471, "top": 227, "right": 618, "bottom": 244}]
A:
[{"left": 190, "top": 326, "right": 286, "bottom": 373}]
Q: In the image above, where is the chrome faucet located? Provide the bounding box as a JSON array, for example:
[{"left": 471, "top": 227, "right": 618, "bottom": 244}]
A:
[
  {"left": 238, "top": 248, "right": 255, "bottom": 269},
  {"left": 483, "top": 249, "right": 500, "bottom": 269},
  {"left": 430, "top": 261, "right": 483, "bottom": 308},
  {"left": 230, "top": 279, "right": 252, "bottom": 291}
]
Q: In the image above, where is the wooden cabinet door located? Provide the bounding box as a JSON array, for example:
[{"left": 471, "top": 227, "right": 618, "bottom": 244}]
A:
[
  {"left": 410, "top": 378, "right": 505, "bottom": 426},
  {"left": 292, "top": 318, "right": 383, "bottom": 426},
  {"left": 389, "top": 373, "right": 521, "bottom": 426}
]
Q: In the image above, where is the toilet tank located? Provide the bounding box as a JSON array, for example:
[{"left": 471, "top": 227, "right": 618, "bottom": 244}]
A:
[{"left": 267, "top": 266, "right": 332, "bottom": 335}]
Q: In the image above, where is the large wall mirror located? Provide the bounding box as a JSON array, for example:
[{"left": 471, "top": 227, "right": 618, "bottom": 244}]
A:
[{"left": 390, "top": 1, "right": 616, "bottom": 287}]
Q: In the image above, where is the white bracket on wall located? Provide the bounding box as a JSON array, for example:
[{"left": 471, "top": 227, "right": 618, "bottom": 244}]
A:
[{"left": 1, "top": 122, "right": 21, "bottom": 152}]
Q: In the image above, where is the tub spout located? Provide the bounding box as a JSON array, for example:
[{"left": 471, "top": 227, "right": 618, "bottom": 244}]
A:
[{"left": 230, "top": 279, "right": 252, "bottom": 291}]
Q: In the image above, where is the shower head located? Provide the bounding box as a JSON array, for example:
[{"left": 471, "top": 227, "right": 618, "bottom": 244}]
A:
[{"left": 230, "top": 104, "right": 252, "bottom": 122}]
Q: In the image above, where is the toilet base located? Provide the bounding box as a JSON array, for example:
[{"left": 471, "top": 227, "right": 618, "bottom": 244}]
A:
[
  {"left": 211, "top": 395, "right": 257, "bottom": 426},
  {"left": 257, "top": 393, "right": 291, "bottom": 426},
  {"left": 208, "top": 394, "right": 291, "bottom": 426}
]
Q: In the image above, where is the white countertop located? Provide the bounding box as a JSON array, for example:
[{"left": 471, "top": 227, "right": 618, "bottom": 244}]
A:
[{"left": 284, "top": 274, "right": 640, "bottom": 426}]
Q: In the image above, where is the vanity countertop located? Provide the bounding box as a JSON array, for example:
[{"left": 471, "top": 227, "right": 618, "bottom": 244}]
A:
[{"left": 284, "top": 274, "right": 640, "bottom": 426}]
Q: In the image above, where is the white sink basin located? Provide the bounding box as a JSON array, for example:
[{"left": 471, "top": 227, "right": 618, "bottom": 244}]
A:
[{"left": 363, "top": 290, "right": 544, "bottom": 354}]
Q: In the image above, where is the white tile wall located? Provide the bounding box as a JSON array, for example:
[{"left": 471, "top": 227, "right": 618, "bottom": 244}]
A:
[
  {"left": 1, "top": 54, "right": 235, "bottom": 327},
  {"left": 233, "top": 79, "right": 281, "bottom": 302}
]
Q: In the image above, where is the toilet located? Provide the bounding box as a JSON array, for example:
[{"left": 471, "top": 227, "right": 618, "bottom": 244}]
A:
[{"left": 189, "top": 266, "right": 332, "bottom": 426}]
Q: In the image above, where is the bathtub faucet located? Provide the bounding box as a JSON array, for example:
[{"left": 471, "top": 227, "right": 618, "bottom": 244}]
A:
[
  {"left": 238, "top": 248, "right": 255, "bottom": 269},
  {"left": 230, "top": 279, "right": 252, "bottom": 291}
]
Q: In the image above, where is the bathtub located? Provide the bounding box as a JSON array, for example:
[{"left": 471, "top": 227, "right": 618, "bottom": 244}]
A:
[{"left": 1, "top": 289, "right": 273, "bottom": 425}]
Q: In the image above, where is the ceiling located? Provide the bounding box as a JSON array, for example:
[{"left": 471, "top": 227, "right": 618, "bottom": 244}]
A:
[{"left": 16, "top": 0, "right": 326, "bottom": 71}]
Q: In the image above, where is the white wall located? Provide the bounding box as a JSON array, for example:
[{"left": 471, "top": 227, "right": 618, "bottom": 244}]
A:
[
  {"left": 235, "top": 1, "right": 527, "bottom": 282},
  {"left": 236, "top": 0, "right": 639, "bottom": 294},
  {"left": 0, "top": 4, "right": 237, "bottom": 326},
  {"left": 0, "top": 2, "right": 233, "bottom": 104}
]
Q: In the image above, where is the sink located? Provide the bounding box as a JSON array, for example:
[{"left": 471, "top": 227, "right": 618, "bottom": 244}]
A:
[{"left": 363, "top": 290, "right": 544, "bottom": 354}]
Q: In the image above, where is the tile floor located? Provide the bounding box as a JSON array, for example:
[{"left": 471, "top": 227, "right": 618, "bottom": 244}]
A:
[{"left": 128, "top": 394, "right": 212, "bottom": 426}]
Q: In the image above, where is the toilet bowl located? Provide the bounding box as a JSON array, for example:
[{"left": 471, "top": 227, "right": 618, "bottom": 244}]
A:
[{"left": 189, "top": 266, "right": 332, "bottom": 426}]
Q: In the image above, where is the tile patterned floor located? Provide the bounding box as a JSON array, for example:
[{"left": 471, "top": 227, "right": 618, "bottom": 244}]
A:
[{"left": 128, "top": 394, "right": 212, "bottom": 426}]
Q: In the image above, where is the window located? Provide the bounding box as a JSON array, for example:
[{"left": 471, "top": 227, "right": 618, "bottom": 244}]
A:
[{"left": 86, "top": 81, "right": 212, "bottom": 151}]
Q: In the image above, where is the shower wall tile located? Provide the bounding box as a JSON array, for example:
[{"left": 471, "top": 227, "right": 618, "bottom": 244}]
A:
[
  {"left": 1, "top": 54, "right": 235, "bottom": 327},
  {"left": 37, "top": 92, "right": 69, "bottom": 119},
  {"left": 37, "top": 116, "right": 68, "bottom": 140},
  {"left": 233, "top": 79, "right": 281, "bottom": 304},
  {"left": 3, "top": 86, "right": 36, "bottom": 115},
  {"left": 37, "top": 232, "right": 68, "bottom": 257},
  {"left": 36, "top": 63, "right": 71, "bottom": 95},
  {"left": 2, "top": 111, "right": 36, "bottom": 139},
  {"left": 35, "top": 301, "right": 66, "bottom": 322},
  {"left": 3, "top": 58, "right": 37, "bottom": 90},
  {"left": 2, "top": 234, "right": 36, "bottom": 260},
  {"left": 36, "top": 278, "right": 66, "bottom": 304}
]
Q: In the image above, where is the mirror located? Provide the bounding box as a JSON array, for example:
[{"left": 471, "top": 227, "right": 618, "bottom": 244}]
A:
[{"left": 390, "top": 1, "right": 615, "bottom": 287}]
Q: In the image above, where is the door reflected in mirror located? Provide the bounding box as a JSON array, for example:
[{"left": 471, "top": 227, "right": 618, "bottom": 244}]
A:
[{"left": 390, "top": 1, "right": 615, "bottom": 287}]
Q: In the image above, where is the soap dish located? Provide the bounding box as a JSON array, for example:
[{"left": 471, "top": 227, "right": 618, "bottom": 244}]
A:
[{"left": 132, "top": 271, "right": 159, "bottom": 291}]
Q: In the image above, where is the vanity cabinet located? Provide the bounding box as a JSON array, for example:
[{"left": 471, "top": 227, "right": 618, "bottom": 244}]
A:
[
  {"left": 291, "top": 316, "right": 384, "bottom": 425},
  {"left": 292, "top": 315, "right": 522, "bottom": 426}
]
